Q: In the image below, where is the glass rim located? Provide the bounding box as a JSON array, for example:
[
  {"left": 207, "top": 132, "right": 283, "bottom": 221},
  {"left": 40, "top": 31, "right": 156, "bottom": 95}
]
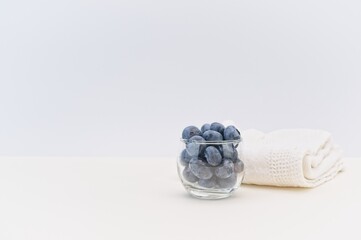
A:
[{"left": 180, "top": 138, "right": 241, "bottom": 144}]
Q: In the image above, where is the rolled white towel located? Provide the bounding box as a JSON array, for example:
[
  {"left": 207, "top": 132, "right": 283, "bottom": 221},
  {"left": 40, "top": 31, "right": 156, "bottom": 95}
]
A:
[{"left": 239, "top": 129, "right": 344, "bottom": 187}]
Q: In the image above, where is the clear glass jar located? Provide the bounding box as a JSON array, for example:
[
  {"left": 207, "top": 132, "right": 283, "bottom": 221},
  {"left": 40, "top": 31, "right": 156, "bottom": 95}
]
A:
[{"left": 177, "top": 139, "right": 244, "bottom": 199}]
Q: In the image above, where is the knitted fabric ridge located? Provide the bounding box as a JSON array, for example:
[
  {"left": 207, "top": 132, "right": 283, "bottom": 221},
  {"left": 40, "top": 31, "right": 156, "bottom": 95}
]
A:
[{"left": 238, "top": 129, "right": 344, "bottom": 187}]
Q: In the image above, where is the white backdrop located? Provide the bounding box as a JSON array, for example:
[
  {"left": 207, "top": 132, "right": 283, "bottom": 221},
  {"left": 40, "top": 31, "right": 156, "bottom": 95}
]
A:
[{"left": 0, "top": 0, "right": 360, "bottom": 157}]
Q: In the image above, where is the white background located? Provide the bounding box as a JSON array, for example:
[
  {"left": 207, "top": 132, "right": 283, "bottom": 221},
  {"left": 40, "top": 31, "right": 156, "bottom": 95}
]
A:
[{"left": 1, "top": 0, "right": 360, "bottom": 157}]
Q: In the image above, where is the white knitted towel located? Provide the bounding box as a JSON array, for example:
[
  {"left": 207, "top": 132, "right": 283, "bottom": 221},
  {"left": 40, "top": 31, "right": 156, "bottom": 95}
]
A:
[{"left": 239, "top": 129, "right": 344, "bottom": 187}]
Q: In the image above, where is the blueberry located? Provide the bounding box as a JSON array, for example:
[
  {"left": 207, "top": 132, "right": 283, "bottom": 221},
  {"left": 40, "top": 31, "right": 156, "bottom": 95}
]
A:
[
  {"left": 201, "top": 123, "right": 211, "bottom": 133},
  {"left": 198, "top": 177, "right": 217, "bottom": 188},
  {"left": 210, "top": 122, "right": 225, "bottom": 135},
  {"left": 182, "top": 167, "right": 199, "bottom": 183},
  {"left": 180, "top": 149, "right": 192, "bottom": 166},
  {"left": 189, "top": 158, "right": 213, "bottom": 180},
  {"left": 217, "top": 145, "right": 224, "bottom": 157},
  {"left": 182, "top": 126, "right": 201, "bottom": 140},
  {"left": 217, "top": 173, "right": 237, "bottom": 188},
  {"left": 186, "top": 135, "right": 205, "bottom": 157},
  {"left": 234, "top": 159, "right": 244, "bottom": 173},
  {"left": 202, "top": 130, "right": 223, "bottom": 141},
  {"left": 223, "top": 125, "right": 241, "bottom": 141},
  {"left": 215, "top": 159, "right": 234, "bottom": 179},
  {"left": 222, "top": 144, "right": 238, "bottom": 161},
  {"left": 204, "top": 146, "right": 222, "bottom": 166}
]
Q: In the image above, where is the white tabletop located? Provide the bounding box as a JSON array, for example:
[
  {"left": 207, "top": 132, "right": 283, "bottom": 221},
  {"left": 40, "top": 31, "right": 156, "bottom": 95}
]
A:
[{"left": 0, "top": 157, "right": 359, "bottom": 240}]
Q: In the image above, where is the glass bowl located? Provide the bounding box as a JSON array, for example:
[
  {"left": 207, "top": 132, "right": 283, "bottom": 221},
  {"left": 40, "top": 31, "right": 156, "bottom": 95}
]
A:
[{"left": 177, "top": 139, "right": 244, "bottom": 199}]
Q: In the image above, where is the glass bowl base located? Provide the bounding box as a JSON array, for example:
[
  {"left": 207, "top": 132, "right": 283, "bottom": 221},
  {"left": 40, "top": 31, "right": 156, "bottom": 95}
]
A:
[{"left": 184, "top": 185, "right": 235, "bottom": 200}]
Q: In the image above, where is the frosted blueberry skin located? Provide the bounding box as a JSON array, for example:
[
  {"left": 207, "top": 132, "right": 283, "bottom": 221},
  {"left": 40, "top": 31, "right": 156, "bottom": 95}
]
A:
[
  {"left": 182, "top": 167, "right": 199, "bottom": 183},
  {"left": 186, "top": 135, "right": 205, "bottom": 157},
  {"left": 180, "top": 149, "right": 192, "bottom": 166},
  {"left": 222, "top": 144, "right": 238, "bottom": 161},
  {"left": 234, "top": 159, "right": 244, "bottom": 173},
  {"left": 202, "top": 130, "right": 223, "bottom": 141},
  {"left": 201, "top": 123, "right": 211, "bottom": 134},
  {"left": 182, "top": 126, "right": 201, "bottom": 140},
  {"left": 217, "top": 173, "right": 237, "bottom": 188},
  {"left": 216, "top": 145, "right": 224, "bottom": 157},
  {"left": 189, "top": 158, "right": 213, "bottom": 180},
  {"left": 210, "top": 122, "right": 225, "bottom": 135},
  {"left": 204, "top": 146, "right": 222, "bottom": 166},
  {"left": 223, "top": 125, "right": 241, "bottom": 141},
  {"left": 215, "top": 159, "right": 234, "bottom": 179},
  {"left": 198, "top": 177, "right": 217, "bottom": 188}
]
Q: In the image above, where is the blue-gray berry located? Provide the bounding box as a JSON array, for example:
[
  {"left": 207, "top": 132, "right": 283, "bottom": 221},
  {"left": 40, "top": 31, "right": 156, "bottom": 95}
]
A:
[
  {"left": 198, "top": 177, "right": 217, "bottom": 188},
  {"left": 202, "top": 130, "right": 223, "bottom": 141},
  {"left": 182, "top": 126, "right": 201, "bottom": 140},
  {"left": 222, "top": 144, "right": 238, "bottom": 161},
  {"left": 201, "top": 123, "right": 211, "bottom": 134},
  {"left": 210, "top": 122, "right": 225, "bottom": 135},
  {"left": 189, "top": 158, "right": 213, "bottom": 180},
  {"left": 182, "top": 167, "right": 199, "bottom": 183},
  {"left": 204, "top": 146, "right": 222, "bottom": 166},
  {"left": 217, "top": 173, "right": 237, "bottom": 188},
  {"left": 223, "top": 125, "right": 241, "bottom": 141},
  {"left": 215, "top": 159, "right": 234, "bottom": 179},
  {"left": 186, "top": 135, "right": 205, "bottom": 157},
  {"left": 180, "top": 149, "right": 192, "bottom": 166},
  {"left": 234, "top": 159, "right": 244, "bottom": 173}
]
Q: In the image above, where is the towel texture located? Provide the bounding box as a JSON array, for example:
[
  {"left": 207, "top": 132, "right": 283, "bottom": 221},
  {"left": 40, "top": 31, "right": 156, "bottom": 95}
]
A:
[{"left": 239, "top": 129, "right": 344, "bottom": 187}]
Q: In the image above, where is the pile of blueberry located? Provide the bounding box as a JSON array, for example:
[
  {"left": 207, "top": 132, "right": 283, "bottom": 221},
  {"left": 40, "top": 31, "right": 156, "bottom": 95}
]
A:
[{"left": 180, "top": 122, "right": 244, "bottom": 189}]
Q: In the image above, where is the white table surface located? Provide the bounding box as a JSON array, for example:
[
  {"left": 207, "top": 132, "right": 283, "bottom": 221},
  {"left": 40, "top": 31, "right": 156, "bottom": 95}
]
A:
[{"left": 0, "top": 157, "right": 360, "bottom": 240}]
